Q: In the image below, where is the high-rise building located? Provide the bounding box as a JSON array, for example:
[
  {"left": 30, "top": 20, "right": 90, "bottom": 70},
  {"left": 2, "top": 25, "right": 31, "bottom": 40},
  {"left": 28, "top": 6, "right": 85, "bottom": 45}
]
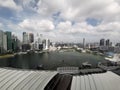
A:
[
  {"left": 23, "top": 32, "right": 29, "bottom": 44},
  {"left": 42, "top": 39, "right": 50, "bottom": 50},
  {"left": 12, "top": 35, "right": 21, "bottom": 52},
  {"left": 100, "top": 39, "right": 105, "bottom": 46},
  {"left": 3, "top": 34, "right": 7, "bottom": 52},
  {"left": 106, "top": 39, "right": 110, "bottom": 46},
  {"left": 0, "top": 30, "right": 7, "bottom": 54},
  {"left": 0, "top": 30, "right": 3, "bottom": 53},
  {"left": 38, "top": 34, "right": 43, "bottom": 44},
  {"left": 34, "top": 34, "right": 43, "bottom": 50},
  {"left": 83, "top": 38, "right": 85, "bottom": 49},
  {"left": 22, "top": 32, "right": 31, "bottom": 51},
  {"left": 29, "top": 33, "right": 34, "bottom": 43},
  {"left": 116, "top": 43, "right": 120, "bottom": 47},
  {"left": 6, "top": 31, "right": 12, "bottom": 51}
]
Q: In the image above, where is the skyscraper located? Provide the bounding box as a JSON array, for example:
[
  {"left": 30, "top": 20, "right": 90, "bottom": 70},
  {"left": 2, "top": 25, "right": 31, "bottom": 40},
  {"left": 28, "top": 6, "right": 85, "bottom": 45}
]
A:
[
  {"left": 34, "top": 34, "right": 43, "bottom": 50},
  {"left": 23, "top": 32, "right": 29, "bottom": 44},
  {"left": 22, "top": 32, "right": 31, "bottom": 51},
  {"left": 42, "top": 39, "right": 50, "bottom": 50},
  {"left": 83, "top": 38, "right": 85, "bottom": 49},
  {"left": 29, "top": 33, "right": 34, "bottom": 43},
  {"left": 0, "top": 30, "right": 7, "bottom": 53},
  {"left": 100, "top": 39, "right": 105, "bottom": 46},
  {"left": 0, "top": 30, "right": 3, "bottom": 53},
  {"left": 6, "top": 31, "right": 12, "bottom": 51},
  {"left": 106, "top": 39, "right": 110, "bottom": 46},
  {"left": 12, "top": 35, "right": 21, "bottom": 52},
  {"left": 3, "top": 34, "right": 7, "bottom": 52}
]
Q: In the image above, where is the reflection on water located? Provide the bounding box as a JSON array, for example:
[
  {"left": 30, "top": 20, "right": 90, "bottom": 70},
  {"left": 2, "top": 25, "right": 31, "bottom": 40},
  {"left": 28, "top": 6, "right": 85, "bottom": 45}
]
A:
[{"left": 0, "top": 51, "right": 105, "bottom": 70}]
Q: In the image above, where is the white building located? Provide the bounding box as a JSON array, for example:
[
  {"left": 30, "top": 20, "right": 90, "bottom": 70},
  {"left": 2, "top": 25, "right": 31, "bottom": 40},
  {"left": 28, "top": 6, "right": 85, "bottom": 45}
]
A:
[
  {"left": 34, "top": 41, "right": 39, "bottom": 50},
  {"left": 0, "top": 30, "right": 7, "bottom": 53},
  {"left": 23, "top": 32, "right": 29, "bottom": 44},
  {"left": 3, "top": 34, "right": 7, "bottom": 52},
  {"left": 43, "top": 39, "right": 50, "bottom": 50},
  {"left": 34, "top": 34, "right": 43, "bottom": 50}
]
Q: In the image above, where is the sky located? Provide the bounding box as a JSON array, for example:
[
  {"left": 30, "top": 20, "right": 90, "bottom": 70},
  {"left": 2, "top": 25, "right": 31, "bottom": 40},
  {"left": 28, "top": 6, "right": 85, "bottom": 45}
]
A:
[{"left": 0, "top": 0, "right": 120, "bottom": 43}]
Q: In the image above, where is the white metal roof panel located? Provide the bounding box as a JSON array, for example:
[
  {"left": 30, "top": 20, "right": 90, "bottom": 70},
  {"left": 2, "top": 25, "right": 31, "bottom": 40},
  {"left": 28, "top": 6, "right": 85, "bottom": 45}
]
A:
[
  {"left": 36, "top": 72, "right": 58, "bottom": 90},
  {"left": 71, "top": 71, "right": 120, "bottom": 90},
  {"left": 7, "top": 71, "right": 33, "bottom": 90},
  {"left": 14, "top": 72, "right": 38, "bottom": 90},
  {"left": 92, "top": 74, "right": 104, "bottom": 90},
  {"left": 81, "top": 76, "right": 86, "bottom": 90},
  {"left": 88, "top": 75, "right": 96, "bottom": 90},
  {"left": 76, "top": 76, "right": 80, "bottom": 90},
  {"left": 0, "top": 68, "right": 58, "bottom": 90},
  {"left": 71, "top": 76, "right": 77, "bottom": 90},
  {"left": 84, "top": 75, "right": 90, "bottom": 90}
]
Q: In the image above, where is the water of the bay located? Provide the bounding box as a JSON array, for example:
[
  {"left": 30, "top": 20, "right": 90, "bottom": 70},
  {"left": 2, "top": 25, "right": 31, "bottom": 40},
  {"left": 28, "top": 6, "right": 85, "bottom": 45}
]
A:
[{"left": 0, "top": 51, "right": 105, "bottom": 70}]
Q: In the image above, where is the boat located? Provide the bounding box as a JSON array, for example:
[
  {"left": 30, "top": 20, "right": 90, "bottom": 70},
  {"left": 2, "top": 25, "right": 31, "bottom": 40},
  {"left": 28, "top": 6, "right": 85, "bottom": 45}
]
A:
[
  {"left": 36, "top": 64, "right": 44, "bottom": 70},
  {"left": 82, "top": 62, "right": 92, "bottom": 68}
]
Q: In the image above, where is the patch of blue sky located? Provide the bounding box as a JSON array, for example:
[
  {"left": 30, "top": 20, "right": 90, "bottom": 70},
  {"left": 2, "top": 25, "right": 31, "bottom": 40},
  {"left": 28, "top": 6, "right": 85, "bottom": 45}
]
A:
[
  {"left": 0, "top": 7, "right": 15, "bottom": 20},
  {"left": 52, "top": 11, "right": 65, "bottom": 27},
  {"left": 86, "top": 18, "right": 102, "bottom": 26}
]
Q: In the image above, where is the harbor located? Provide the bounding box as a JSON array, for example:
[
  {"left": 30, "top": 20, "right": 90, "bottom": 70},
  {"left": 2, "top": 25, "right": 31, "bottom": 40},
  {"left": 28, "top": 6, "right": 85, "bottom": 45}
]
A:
[{"left": 0, "top": 50, "right": 105, "bottom": 70}]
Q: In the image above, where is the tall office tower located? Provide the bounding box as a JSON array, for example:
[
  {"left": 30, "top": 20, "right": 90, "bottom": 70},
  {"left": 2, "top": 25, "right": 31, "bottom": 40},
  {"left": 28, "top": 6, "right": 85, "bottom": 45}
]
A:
[
  {"left": 42, "top": 39, "right": 50, "bottom": 50},
  {"left": 23, "top": 32, "right": 29, "bottom": 44},
  {"left": 38, "top": 34, "right": 43, "bottom": 44},
  {"left": 106, "top": 39, "right": 110, "bottom": 46},
  {"left": 45, "top": 39, "right": 50, "bottom": 50},
  {"left": 3, "top": 34, "right": 7, "bottom": 52},
  {"left": 100, "top": 39, "right": 105, "bottom": 46},
  {"left": 12, "top": 35, "right": 21, "bottom": 52},
  {"left": 0, "top": 30, "right": 3, "bottom": 53},
  {"left": 29, "top": 33, "right": 34, "bottom": 43},
  {"left": 42, "top": 39, "right": 46, "bottom": 50},
  {"left": 6, "top": 31, "right": 12, "bottom": 51},
  {"left": 0, "top": 30, "right": 7, "bottom": 53},
  {"left": 110, "top": 42, "right": 112, "bottom": 46},
  {"left": 83, "top": 38, "right": 85, "bottom": 49}
]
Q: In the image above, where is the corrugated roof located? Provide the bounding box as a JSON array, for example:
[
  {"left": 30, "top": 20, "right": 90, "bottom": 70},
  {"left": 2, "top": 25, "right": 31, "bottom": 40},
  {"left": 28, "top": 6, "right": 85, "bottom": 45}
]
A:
[
  {"left": 0, "top": 68, "right": 57, "bottom": 90},
  {"left": 71, "top": 71, "right": 120, "bottom": 90},
  {"left": 0, "top": 68, "right": 120, "bottom": 90}
]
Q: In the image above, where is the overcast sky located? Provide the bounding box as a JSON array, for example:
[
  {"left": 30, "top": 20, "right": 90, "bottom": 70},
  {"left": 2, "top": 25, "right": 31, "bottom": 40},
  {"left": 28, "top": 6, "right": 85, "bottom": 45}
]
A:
[{"left": 0, "top": 0, "right": 120, "bottom": 43}]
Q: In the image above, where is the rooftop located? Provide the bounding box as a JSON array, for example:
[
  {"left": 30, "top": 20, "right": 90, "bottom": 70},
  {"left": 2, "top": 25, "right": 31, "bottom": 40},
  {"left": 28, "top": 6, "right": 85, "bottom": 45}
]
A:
[{"left": 0, "top": 68, "right": 119, "bottom": 90}]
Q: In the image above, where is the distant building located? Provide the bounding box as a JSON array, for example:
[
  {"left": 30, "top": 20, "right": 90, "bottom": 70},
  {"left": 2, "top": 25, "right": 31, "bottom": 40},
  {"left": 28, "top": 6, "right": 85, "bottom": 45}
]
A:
[
  {"left": 22, "top": 44, "right": 31, "bottom": 51},
  {"left": 42, "top": 39, "right": 50, "bottom": 50},
  {"left": 110, "top": 42, "right": 112, "bottom": 46},
  {"left": 100, "top": 39, "right": 105, "bottom": 46},
  {"left": 23, "top": 32, "right": 29, "bottom": 44},
  {"left": 83, "top": 38, "right": 85, "bottom": 49},
  {"left": 3, "top": 33, "right": 7, "bottom": 52},
  {"left": 6, "top": 31, "right": 12, "bottom": 52},
  {"left": 34, "top": 34, "right": 43, "bottom": 50},
  {"left": 22, "top": 32, "right": 31, "bottom": 51},
  {"left": 0, "top": 30, "right": 7, "bottom": 54},
  {"left": 12, "top": 35, "right": 20, "bottom": 52},
  {"left": 106, "top": 39, "right": 110, "bottom": 46},
  {"left": 29, "top": 33, "right": 34, "bottom": 43},
  {"left": 46, "top": 39, "right": 50, "bottom": 49},
  {"left": 116, "top": 43, "right": 120, "bottom": 47}
]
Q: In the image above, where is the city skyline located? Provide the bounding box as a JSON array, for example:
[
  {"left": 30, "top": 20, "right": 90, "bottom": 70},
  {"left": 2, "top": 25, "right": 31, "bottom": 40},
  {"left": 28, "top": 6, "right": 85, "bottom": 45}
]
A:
[
  {"left": 0, "top": 0, "right": 120, "bottom": 43},
  {"left": 0, "top": 30, "right": 119, "bottom": 45}
]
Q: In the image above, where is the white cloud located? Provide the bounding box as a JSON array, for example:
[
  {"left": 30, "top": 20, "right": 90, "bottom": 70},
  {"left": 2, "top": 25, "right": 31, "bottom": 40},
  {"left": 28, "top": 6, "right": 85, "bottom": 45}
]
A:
[
  {"left": 0, "top": 0, "right": 22, "bottom": 11},
  {"left": 33, "top": 0, "right": 120, "bottom": 22},
  {"left": 19, "top": 19, "right": 55, "bottom": 32},
  {"left": 1, "top": 0, "right": 120, "bottom": 42}
]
